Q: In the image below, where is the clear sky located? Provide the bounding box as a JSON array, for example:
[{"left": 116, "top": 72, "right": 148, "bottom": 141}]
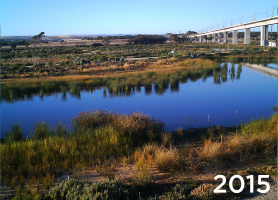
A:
[{"left": 1, "top": 0, "right": 277, "bottom": 36}]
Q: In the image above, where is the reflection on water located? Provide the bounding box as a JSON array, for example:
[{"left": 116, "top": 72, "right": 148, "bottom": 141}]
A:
[
  {"left": 1, "top": 64, "right": 244, "bottom": 102},
  {"left": 1, "top": 63, "right": 277, "bottom": 136},
  {"left": 267, "top": 63, "right": 278, "bottom": 69}
]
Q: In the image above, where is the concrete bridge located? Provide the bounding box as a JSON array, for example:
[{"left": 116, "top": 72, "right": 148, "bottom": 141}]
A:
[{"left": 190, "top": 16, "right": 277, "bottom": 46}]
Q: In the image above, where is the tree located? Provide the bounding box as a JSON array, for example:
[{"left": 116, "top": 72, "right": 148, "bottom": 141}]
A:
[
  {"left": 10, "top": 44, "right": 17, "bottom": 50},
  {"left": 45, "top": 41, "right": 50, "bottom": 47},
  {"left": 24, "top": 42, "right": 30, "bottom": 48},
  {"left": 102, "top": 37, "right": 111, "bottom": 45},
  {"left": 60, "top": 40, "right": 65, "bottom": 46},
  {"left": 31, "top": 32, "right": 45, "bottom": 47}
]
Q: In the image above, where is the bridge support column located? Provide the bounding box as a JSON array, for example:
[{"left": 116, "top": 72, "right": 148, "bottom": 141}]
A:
[
  {"left": 244, "top": 28, "right": 250, "bottom": 44},
  {"left": 232, "top": 30, "right": 237, "bottom": 44},
  {"left": 218, "top": 33, "right": 222, "bottom": 43},
  {"left": 260, "top": 25, "right": 268, "bottom": 46},
  {"left": 199, "top": 36, "right": 202, "bottom": 42},
  {"left": 212, "top": 33, "right": 216, "bottom": 43},
  {"left": 223, "top": 32, "right": 228, "bottom": 43}
]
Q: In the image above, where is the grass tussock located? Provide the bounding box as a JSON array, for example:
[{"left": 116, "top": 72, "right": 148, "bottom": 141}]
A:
[{"left": 72, "top": 110, "right": 164, "bottom": 147}]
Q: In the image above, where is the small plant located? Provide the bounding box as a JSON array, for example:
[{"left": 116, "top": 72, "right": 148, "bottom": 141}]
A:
[
  {"left": 176, "top": 127, "right": 183, "bottom": 140},
  {"left": 5, "top": 123, "right": 23, "bottom": 143},
  {"left": 43, "top": 173, "right": 54, "bottom": 191},
  {"left": 161, "top": 132, "right": 172, "bottom": 147},
  {"left": 190, "top": 183, "right": 215, "bottom": 198},
  {"left": 157, "top": 182, "right": 192, "bottom": 200},
  {"left": 155, "top": 147, "right": 182, "bottom": 173},
  {"left": 34, "top": 121, "right": 49, "bottom": 139}
]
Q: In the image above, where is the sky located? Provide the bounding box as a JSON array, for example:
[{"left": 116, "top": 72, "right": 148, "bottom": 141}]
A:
[{"left": 1, "top": 0, "right": 277, "bottom": 36}]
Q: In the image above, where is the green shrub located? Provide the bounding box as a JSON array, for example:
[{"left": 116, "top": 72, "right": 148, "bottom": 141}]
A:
[
  {"left": 5, "top": 123, "right": 23, "bottom": 143},
  {"left": 34, "top": 121, "right": 49, "bottom": 139},
  {"left": 155, "top": 183, "right": 192, "bottom": 200},
  {"left": 48, "top": 178, "right": 130, "bottom": 200},
  {"left": 72, "top": 110, "right": 164, "bottom": 147}
]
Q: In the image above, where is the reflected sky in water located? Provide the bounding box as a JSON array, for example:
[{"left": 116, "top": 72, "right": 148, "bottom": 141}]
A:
[
  {"left": 1, "top": 63, "right": 277, "bottom": 137},
  {"left": 267, "top": 63, "right": 278, "bottom": 69}
]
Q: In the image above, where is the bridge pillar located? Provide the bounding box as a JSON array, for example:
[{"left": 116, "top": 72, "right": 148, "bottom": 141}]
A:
[
  {"left": 199, "top": 36, "right": 202, "bottom": 42},
  {"left": 244, "top": 28, "right": 250, "bottom": 44},
  {"left": 212, "top": 33, "right": 216, "bottom": 43},
  {"left": 260, "top": 25, "right": 268, "bottom": 46},
  {"left": 232, "top": 30, "right": 238, "bottom": 44},
  {"left": 218, "top": 33, "right": 222, "bottom": 43},
  {"left": 203, "top": 37, "right": 206, "bottom": 42},
  {"left": 223, "top": 32, "right": 228, "bottom": 43}
]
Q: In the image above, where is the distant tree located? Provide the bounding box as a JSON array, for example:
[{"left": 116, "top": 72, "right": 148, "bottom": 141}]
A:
[
  {"left": 10, "top": 44, "right": 17, "bottom": 50},
  {"left": 102, "top": 37, "right": 111, "bottom": 45},
  {"left": 31, "top": 32, "right": 45, "bottom": 47},
  {"left": 60, "top": 40, "right": 65, "bottom": 46},
  {"left": 95, "top": 36, "right": 103, "bottom": 40},
  {"left": 169, "top": 34, "right": 183, "bottom": 43},
  {"left": 24, "top": 42, "right": 30, "bottom": 48},
  {"left": 207, "top": 36, "right": 213, "bottom": 40},
  {"left": 131, "top": 35, "right": 166, "bottom": 45},
  {"left": 186, "top": 30, "right": 197, "bottom": 35},
  {"left": 91, "top": 43, "right": 103, "bottom": 47},
  {"left": 45, "top": 41, "right": 50, "bottom": 47}
]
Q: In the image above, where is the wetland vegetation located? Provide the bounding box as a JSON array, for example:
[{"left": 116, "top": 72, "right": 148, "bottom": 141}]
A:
[{"left": 1, "top": 37, "right": 277, "bottom": 199}]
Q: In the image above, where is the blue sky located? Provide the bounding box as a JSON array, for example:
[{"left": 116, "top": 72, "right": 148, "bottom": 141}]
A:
[{"left": 1, "top": 0, "right": 277, "bottom": 36}]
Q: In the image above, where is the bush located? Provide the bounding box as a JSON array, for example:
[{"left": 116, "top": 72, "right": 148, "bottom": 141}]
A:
[
  {"left": 92, "top": 55, "right": 108, "bottom": 62},
  {"left": 155, "top": 183, "right": 192, "bottom": 200},
  {"left": 48, "top": 178, "right": 131, "bottom": 200},
  {"left": 72, "top": 110, "right": 165, "bottom": 147},
  {"left": 155, "top": 147, "right": 182, "bottom": 173},
  {"left": 34, "top": 121, "right": 49, "bottom": 139},
  {"left": 91, "top": 43, "right": 103, "bottom": 47},
  {"left": 5, "top": 123, "right": 23, "bottom": 143}
]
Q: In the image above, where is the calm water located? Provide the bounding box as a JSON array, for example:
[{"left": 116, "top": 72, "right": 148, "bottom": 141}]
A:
[
  {"left": 267, "top": 63, "right": 278, "bottom": 69},
  {"left": 1, "top": 63, "right": 277, "bottom": 137}
]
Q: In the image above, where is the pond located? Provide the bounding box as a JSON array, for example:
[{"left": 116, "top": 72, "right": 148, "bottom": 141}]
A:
[{"left": 1, "top": 63, "right": 277, "bottom": 137}]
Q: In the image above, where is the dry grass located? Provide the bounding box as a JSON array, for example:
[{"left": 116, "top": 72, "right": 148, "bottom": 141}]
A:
[
  {"left": 190, "top": 183, "right": 215, "bottom": 198},
  {"left": 155, "top": 147, "right": 181, "bottom": 173},
  {"left": 198, "top": 114, "right": 277, "bottom": 164}
]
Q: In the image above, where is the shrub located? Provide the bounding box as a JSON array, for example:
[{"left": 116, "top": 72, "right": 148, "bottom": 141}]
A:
[
  {"left": 91, "top": 43, "right": 103, "bottom": 47},
  {"left": 46, "top": 61, "right": 53, "bottom": 68},
  {"left": 156, "top": 182, "right": 192, "bottom": 200},
  {"left": 5, "top": 123, "right": 23, "bottom": 143},
  {"left": 48, "top": 178, "right": 131, "bottom": 200},
  {"left": 155, "top": 147, "right": 182, "bottom": 173},
  {"left": 34, "top": 121, "right": 49, "bottom": 139},
  {"left": 72, "top": 110, "right": 164, "bottom": 147}
]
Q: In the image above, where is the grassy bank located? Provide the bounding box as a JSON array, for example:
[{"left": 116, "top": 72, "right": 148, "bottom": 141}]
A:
[
  {"left": 1, "top": 111, "right": 277, "bottom": 198},
  {"left": 1, "top": 58, "right": 221, "bottom": 102},
  {"left": 1, "top": 110, "right": 165, "bottom": 189}
]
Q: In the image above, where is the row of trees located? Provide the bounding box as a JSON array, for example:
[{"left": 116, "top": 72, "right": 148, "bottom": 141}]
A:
[
  {"left": 84, "top": 35, "right": 134, "bottom": 40},
  {"left": 168, "top": 34, "right": 190, "bottom": 43},
  {"left": 128, "top": 35, "right": 167, "bottom": 44}
]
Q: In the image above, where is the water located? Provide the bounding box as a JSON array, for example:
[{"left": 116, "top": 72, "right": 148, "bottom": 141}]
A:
[
  {"left": 267, "top": 63, "right": 278, "bottom": 69},
  {"left": 1, "top": 63, "right": 277, "bottom": 137}
]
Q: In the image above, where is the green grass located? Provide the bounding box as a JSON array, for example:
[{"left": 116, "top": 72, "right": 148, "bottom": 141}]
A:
[{"left": 1, "top": 110, "right": 165, "bottom": 188}]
